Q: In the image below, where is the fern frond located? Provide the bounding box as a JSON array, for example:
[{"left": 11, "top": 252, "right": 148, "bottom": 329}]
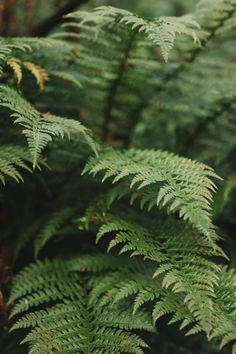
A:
[
  {"left": 13, "top": 219, "right": 45, "bottom": 262},
  {"left": 0, "top": 85, "right": 97, "bottom": 168},
  {"left": 67, "top": 6, "right": 200, "bottom": 62},
  {"left": 10, "top": 258, "right": 154, "bottom": 354},
  {"left": 208, "top": 266, "right": 236, "bottom": 349},
  {"left": 0, "top": 145, "right": 32, "bottom": 184},
  {"left": 96, "top": 215, "right": 222, "bottom": 331},
  {"left": 50, "top": 70, "right": 82, "bottom": 88},
  {"left": 84, "top": 148, "right": 220, "bottom": 240},
  {"left": 44, "top": 254, "right": 235, "bottom": 351}
]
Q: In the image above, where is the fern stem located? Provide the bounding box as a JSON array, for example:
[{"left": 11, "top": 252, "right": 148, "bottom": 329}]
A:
[{"left": 101, "top": 29, "right": 138, "bottom": 142}]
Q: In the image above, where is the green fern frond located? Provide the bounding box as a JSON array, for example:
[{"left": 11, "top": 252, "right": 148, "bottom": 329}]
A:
[
  {"left": 196, "top": 0, "right": 236, "bottom": 29},
  {"left": 0, "top": 145, "right": 32, "bottom": 184},
  {"left": 95, "top": 215, "right": 221, "bottom": 330},
  {"left": 10, "top": 258, "right": 154, "bottom": 354},
  {"left": 50, "top": 70, "right": 82, "bottom": 88},
  {"left": 84, "top": 148, "right": 220, "bottom": 240},
  {"left": 208, "top": 266, "right": 236, "bottom": 349},
  {"left": 67, "top": 6, "right": 200, "bottom": 62},
  {"left": 13, "top": 219, "right": 45, "bottom": 262},
  {"left": 34, "top": 207, "right": 77, "bottom": 258},
  {"left": 43, "top": 254, "right": 235, "bottom": 350},
  {"left": 0, "top": 85, "right": 97, "bottom": 168}
]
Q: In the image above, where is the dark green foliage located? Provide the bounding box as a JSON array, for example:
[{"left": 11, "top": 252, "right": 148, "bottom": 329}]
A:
[{"left": 0, "top": 1, "right": 236, "bottom": 353}]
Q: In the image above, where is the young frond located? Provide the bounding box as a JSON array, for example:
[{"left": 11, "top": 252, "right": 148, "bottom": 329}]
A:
[
  {"left": 0, "top": 85, "right": 97, "bottom": 167},
  {"left": 10, "top": 258, "right": 154, "bottom": 354},
  {"left": 84, "top": 148, "right": 220, "bottom": 240}
]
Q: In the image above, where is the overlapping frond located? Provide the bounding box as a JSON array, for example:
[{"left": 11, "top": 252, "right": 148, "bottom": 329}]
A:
[
  {"left": 92, "top": 215, "right": 221, "bottom": 332},
  {"left": 132, "top": 0, "right": 236, "bottom": 153},
  {"left": 9, "top": 258, "right": 154, "bottom": 354},
  {"left": 17, "top": 254, "right": 234, "bottom": 351},
  {"left": 84, "top": 148, "right": 220, "bottom": 240}
]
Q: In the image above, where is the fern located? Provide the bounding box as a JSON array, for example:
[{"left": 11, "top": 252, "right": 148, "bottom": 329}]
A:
[
  {"left": 81, "top": 212, "right": 221, "bottom": 331},
  {"left": 0, "top": 145, "right": 32, "bottom": 184},
  {"left": 1, "top": 1, "right": 236, "bottom": 354},
  {"left": 52, "top": 6, "right": 202, "bottom": 141},
  {"left": 9, "top": 258, "right": 154, "bottom": 354},
  {"left": 0, "top": 85, "right": 97, "bottom": 168},
  {"left": 12, "top": 254, "right": 235, "bottom": 351},
  {"left": 83, "top": 148, "right": 220, "bottom": 241}
]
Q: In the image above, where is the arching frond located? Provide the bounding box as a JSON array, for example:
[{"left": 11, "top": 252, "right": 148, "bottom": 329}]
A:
[
  {"left": 67, "top": 6, "right": 200, "bottom": 62},
  {"left": 84, "top": 148, "right": 220, "bottom": 240},
  {"left": 0, "top": 85, "right": 97, "bottom": 168}
]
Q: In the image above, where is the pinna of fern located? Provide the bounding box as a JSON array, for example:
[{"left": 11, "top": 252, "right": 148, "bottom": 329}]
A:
[
  {"left": 0, "top": 145, "right": 33, "bottom": 184},
  {"left": 0, "top": 37, "right": 79, "bottom": 90},
  {"left": 0, "top": 85, "right": 97, "bottom": 171}
]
